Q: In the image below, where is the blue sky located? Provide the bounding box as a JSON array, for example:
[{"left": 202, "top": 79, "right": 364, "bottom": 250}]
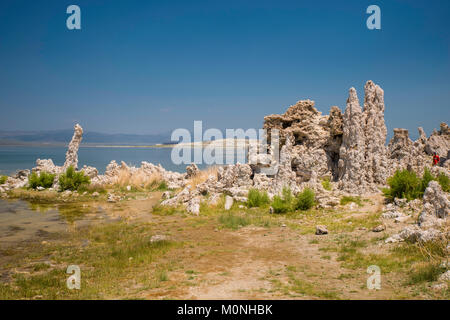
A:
[{"left": 0, "top": 0, "right": 448, "bottom": 139}]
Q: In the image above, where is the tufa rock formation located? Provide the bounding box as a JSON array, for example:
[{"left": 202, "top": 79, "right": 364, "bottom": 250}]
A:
[
  {"left": 387, "top": 128, "right": 429, "bottom": 175},
  {"left": 338, "top": 87, "right": 366, "bottom": 192},
  {"left": 263, "top": 99, "right": 343, "bottom": 187},
  {"left": 425, "top": 123, "right": 450, "bottom": 157},
  {"left": 386, "top": 181, "right": 449, "bottom": 243},
  {"left": 33, "top": 123, "right": 85, "bottom": 176},
  {"left": 64, "top": 124, "right": 83, "bottom": 170},
  {"left": 338, "top": 81, "right": 389, "bottom": 192},
  {"left": 262, "top": 80, "right": 391, "bottom": 194}
]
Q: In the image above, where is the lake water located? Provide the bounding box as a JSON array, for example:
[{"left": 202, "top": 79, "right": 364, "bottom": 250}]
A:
[
  {"left": 0, "top": 198, "right": 123, "bottom": 247},
  {"left": 0, "top": 146, "right": 247, "bottom": 175}
]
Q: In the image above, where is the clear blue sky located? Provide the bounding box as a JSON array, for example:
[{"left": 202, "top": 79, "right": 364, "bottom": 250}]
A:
[{"left": 0, "top": 0, "right": 448, "bottom": 139}]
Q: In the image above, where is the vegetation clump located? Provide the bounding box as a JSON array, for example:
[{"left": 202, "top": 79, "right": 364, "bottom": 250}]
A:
[
  {"left": 383, "top": 168, "right": 449, "bottom": 200},
  {"left": 59, "top": 166, "right": 90, "bottom": 191},
  {"left": 270, "top": 187, "right": 316, "bottom": 213},
  {"left": 0, "top": 175, "right": 7, "bottom": 185},
  {"left": 295, "top": 188, "right": 316, "bottom": 211},
  {"left": 437, "top": 173, "right": 449, "bottom": 192},
  {"left": 321, "top": 177, "right": 332, "bottom": 191},
  {"left": 383, "top": 169, "right": 421, "bottom": 200},
  {"left": 247, "top": 188, "right": 270, "bottom": 208},
  {"left": 28, "top": 171, "right": 55, "bottom": 189},
  {"left": 271, "top": 187, "right": 294, "bottom": 213}
]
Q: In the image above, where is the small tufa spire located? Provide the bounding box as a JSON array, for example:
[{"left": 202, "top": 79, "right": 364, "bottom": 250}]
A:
[{"left": 63, "top": 124, "right": 83, "bottom": 170}]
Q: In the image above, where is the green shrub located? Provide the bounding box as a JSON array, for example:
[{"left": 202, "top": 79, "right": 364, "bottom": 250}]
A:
[
  {"left": 59, "top": 166, "right": 90, "bottom": 191},
  {"left": 321, "top": 177, "right": 332, "bottom": 191},
  {"left": 271, "top": 187, "right": 293, "bottom": 214},
  {"left": 383, "top": 170, "right": 422, "bottom": 201},
  {"left": 28, "top": 171, "right": 55, "bottom": 189},
  {"left": 0, "top": 175, "right": 7, "bottom": 185},
  {"left": 384, "top": 169, "right": 450, "bottom": 201},
  {"left": 295, "top": 188, "right": 315, "bottom": 210},
  {"left": 437, "top": 173, "right": 450, "bottom": 192},
  {"left": 247, "top": 188, "right": 270, "bottom": 208},
  {"left": 271, "top": 196, "right": 289, "bottom": 213},
  {"left": 407, "top": 263, "right": 447, "bottom": 285},
  {"left": 420, "top": 168, "right": 435, "bottom": 195}
]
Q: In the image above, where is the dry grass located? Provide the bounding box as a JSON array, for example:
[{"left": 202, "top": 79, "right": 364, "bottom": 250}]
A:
[
  {"left": 416, "top": 222, "right": 449, "bottom": 265},
  {"left": 187, "top": 166, "right": 219, "bottom": 190},
  {"left": 115, "top": 168, "right": 163, "bottom": 190}
]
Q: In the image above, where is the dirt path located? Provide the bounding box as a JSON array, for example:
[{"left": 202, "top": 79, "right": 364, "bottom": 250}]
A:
[{"left": 141, "top": 212, "right": 401, "bottom": 300}]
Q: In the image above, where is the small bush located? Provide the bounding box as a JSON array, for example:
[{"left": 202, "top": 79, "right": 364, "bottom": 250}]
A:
[
  {"left": 321, "top": 177, "right": 332, "bottom": 191},
  {"left": 271, "top": 187, "right": 293, "bottom": 214},
  {"left": 383, "top": 169, "right": 422, "bottom": 201},
  {"left": 384, "top": 169, "right": 450, "bottom": 201},
  {"left": 420, "top": 168, "right": 434, "bottom": 194},
  {"left": 28, "top": 172, "right": 55, "bottom": 189},
  {"left": 59, "top": 166, "right": 90, "bottom": 191},
  {"left": 0, "top": 175, "right": 7, "bottom": 185},
  {"left": 295, "top": 188, "right": 315, "bottom": 210},
  {"left": 437, "top": 173, "right": 449, "bottom": 192},
  {"left": 247, "top": 188, "right": 270, "bottom": 208},
  {"left": 407, "top": 263, "right": 446, "bottom": 285}
]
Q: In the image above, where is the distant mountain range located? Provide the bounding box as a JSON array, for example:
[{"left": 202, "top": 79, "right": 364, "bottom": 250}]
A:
[{"left": 0, "top": 129, "right": 174, "bottom": 146}]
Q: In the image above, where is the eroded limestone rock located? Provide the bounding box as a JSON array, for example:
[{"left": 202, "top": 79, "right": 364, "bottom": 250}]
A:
[
  {"left": 386, "top": 181, "right": 449, "bottom": 244},
  {"left": 63, "top": 124, "right": 83, "bottom": 170},
  {"left": 185, "top": 163, "right": 199, "bottom": 179},
  {"left": 418, "top": 181, "right": 449, "bottom": 229},
  {"left": 425, "top": 123, "right": 450, "bottom": 157}
]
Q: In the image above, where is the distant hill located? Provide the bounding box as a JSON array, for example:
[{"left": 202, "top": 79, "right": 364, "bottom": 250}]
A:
[{"left": 0, "top": 129, "right": 173, "bottom": 146}]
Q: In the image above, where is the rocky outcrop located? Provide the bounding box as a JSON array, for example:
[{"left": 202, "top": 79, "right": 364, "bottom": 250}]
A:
[
  {"left": 63, "top": 124, "right": 83, "bottom": 170},
  {"left": 33, "top": 159, "right": 61, "bottom": 175},
  {"left": 362, "top": 80, "right": 388, "bottom": 186},
  {"left": 252, "top": 80, "right": 446, "bottom": 196},
  {"left": 3, "top": 170, "right": 30, "bottom": 190},
  {"left": 272, "top": 134, "right": 298, "bottom": 194},
  {"left": 81, "top": 165, "right": 99, "bottom": 179},
  {"left": 388, "top": 129, "right": 413, "bottom": 165},
  {"left": 386, "top": 181, "right": 449, "bottom": 243},
  {"left": 387, "top": 128, "right": 429, "bottom": 175},
  {"left": 337, "top": 81, "right": 389, "bottom": 193},
  {"left": 263, "top": 99, "right": 343, "bottom": 187},
  {"left": 425, "top": 123, "right": 450, "bottom": 157},
  {"left": 338, "top": 87, "right": 366, "bottom": 192},
  {"left": 25, "top": 124, "right": 85, "bottom": 189},
  {"left": 418, "top": 181, "right": 449, "bottom": 228},
  {"left": 185, "top": 163, "right": 199, "bottom": 178}
]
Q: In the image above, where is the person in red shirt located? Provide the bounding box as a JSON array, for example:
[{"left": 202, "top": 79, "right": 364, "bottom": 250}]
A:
[{"left": 433, "top": 152, "right": 440, "bottom": 166}]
